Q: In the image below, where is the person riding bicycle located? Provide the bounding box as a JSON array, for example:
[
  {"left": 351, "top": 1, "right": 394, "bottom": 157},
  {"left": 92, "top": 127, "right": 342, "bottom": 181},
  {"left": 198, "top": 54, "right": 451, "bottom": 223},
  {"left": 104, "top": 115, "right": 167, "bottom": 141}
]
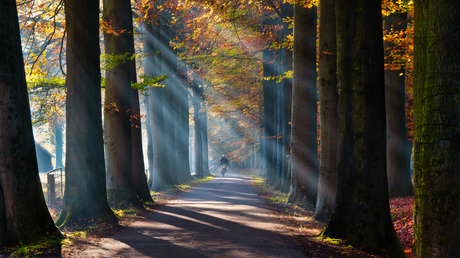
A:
[
  {"left": 220, "top": 155, "right": 229, "bottom": 166},
  {"left": 220, "top": 155, "right": 229, "bottom": 176}
]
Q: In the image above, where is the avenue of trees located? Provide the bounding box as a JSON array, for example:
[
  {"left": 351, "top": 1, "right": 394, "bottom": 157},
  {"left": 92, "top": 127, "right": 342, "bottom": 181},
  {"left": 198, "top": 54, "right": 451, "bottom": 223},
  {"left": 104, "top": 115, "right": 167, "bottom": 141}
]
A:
[{"left": 0, "top": 0, "right": 459, "bottom": 256}]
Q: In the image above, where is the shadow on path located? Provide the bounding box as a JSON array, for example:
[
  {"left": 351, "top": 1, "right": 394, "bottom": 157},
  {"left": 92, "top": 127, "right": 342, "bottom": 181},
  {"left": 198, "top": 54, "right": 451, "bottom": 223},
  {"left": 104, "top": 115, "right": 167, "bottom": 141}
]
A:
[{"left": 79, "top": 173, "right": 306, "bottom": 258}]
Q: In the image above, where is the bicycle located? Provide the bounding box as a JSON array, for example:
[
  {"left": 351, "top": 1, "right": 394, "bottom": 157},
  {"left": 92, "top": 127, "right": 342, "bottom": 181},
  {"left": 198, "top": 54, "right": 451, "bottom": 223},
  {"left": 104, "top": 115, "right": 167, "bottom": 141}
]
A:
[{"left": 221, "top": 163, "right": 227, "bottom": 177}]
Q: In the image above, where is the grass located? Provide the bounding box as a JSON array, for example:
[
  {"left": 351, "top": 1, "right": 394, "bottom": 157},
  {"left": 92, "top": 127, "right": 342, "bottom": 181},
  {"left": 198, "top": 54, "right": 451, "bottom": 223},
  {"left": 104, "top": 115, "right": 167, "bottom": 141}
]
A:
[
  {"left": 6, "top": 236, "right": 62, "bottom": 257},
  {"left": 112, "top": 206, "right": 143, "bottom": 217},
  {"left": 150, "top": 176, "right": 215, "bottom": 202}
]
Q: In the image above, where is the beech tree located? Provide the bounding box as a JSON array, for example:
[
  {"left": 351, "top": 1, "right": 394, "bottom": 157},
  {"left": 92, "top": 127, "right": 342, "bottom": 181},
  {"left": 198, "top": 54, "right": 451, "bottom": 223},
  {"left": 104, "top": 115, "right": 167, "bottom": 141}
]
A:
[
  {"left": 144, "top": 9, "right": 174, "bottom": 190},
  {"left": 175, "top": 74, "right": 194, "bottom": 182},
  {"left": 289, "top": 2, "right": 318, "bottom": 206},
  {"left": 322, "top": 1, "right": 405, "bottom": 256},
  {"left": 103, "top": 0, "right": 143, "bottom": 207},
  {"left": 262, "top": 44, "right": 277, "bottom": 183},
  {"left": 413, "top": 0, "right": 460, "bottom": 256},
  {"left": 0, "top": 0, "right": 62, "bottom": 246},
  {"left": 384, "top": 9, "right": 414, "bottom": 198},
  {"left": 314, "top": 0, "right": 338, "bottom": 222},
  {"left": 279, "top": 2, "right": 294, "bottom": 194},
  {"left": 201, "top": 102, "right": 212, "bottom": 176},
  {"left": 131, "top": 66, "right": 152, "bottom": 202},
  {"left": 191, "top": 79, "right": 205, "bottom": 178},
  {"left": 57, "top": 0, "right": 116, "bottom": 226}
]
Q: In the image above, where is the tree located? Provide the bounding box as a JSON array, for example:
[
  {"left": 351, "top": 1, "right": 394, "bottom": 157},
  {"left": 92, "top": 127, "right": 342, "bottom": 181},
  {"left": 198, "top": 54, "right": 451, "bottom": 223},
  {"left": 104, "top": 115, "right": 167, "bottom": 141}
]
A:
[
  {"left": 314, "top": 0, "right": 338, "bottom": 222},
  {"left": 201, "top": 102, "right": 212, "bottom": 176},
  {"left": 144, "top": 6, "right": 174, "bottom": 191},
  {"left": 160, "top": 8, "right": 180, "bottom": 185},
  {"left": 413, "top": 0, "right": 460, "bottom": 256},
  {"left": 103, "top": 0, "right": 143, "bottom": 207},
  {"left": 131, "top": 66, "right": 153, "bottom": 202},
  {"left": 279, "top": 2, "right": 294, "bottom": 194},
  {"left": 191, "top": 79, "right": 204, "bottom": 178},
  {"left": 175, "top": 67, "right": 194, "bottom": 183},
  {"left": 384, "top": 9, "right": 414, "bottom": 198},
  {"left": 57, "top": 0, "right": 116, "bottom": 226},
  {"left": 289, "top": 2, "right": 318, "bottom": 206},
  {"left": 322, "top": 1, "right": 405, "bottom": 256},
  {"left": 0, "top": 0, "right": 62, "bottom": 246},
  {"left": 262, "top": 45, "right": 277, "bottom": 183}
]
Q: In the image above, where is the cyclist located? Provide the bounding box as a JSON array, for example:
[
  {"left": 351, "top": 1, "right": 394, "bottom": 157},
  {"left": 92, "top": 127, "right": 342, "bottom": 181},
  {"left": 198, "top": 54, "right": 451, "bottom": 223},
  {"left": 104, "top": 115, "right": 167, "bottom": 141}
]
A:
[{"left": 220, "top": 155, "right": 229, "bottom": 176}]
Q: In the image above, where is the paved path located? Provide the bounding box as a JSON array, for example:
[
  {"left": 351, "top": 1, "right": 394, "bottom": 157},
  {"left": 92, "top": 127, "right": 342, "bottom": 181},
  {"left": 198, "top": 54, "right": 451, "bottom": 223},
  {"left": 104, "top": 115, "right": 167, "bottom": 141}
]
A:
[{"left": 80, "top": 172, "right": 306, "bottom": 258}]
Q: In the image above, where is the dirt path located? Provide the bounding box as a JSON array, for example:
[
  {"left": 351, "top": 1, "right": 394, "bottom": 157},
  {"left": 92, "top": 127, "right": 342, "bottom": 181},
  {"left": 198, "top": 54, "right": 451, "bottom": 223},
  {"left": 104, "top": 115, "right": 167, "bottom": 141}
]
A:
[{"left": 79, "top": 172, "right": 306, "bottom": 258}]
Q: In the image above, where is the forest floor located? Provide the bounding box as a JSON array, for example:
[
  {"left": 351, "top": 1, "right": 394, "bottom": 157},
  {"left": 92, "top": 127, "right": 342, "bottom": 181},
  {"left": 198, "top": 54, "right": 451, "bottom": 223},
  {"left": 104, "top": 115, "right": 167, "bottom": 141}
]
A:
[
  {"left": 0, "top": 176, "right": 213, "bottom": 258},
  {"left": 236, "top": 168, "right": 414, "bottom": 258},
  {"left": 0, "top": 171, "right": 413, "bottom": 258}
]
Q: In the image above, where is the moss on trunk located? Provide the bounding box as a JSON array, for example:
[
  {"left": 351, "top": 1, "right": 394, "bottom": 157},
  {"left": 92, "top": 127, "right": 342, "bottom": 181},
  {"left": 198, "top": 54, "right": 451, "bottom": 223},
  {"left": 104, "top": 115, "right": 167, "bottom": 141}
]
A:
[{"left": 413, "top": 0, "right": 460, "bottom": 256}]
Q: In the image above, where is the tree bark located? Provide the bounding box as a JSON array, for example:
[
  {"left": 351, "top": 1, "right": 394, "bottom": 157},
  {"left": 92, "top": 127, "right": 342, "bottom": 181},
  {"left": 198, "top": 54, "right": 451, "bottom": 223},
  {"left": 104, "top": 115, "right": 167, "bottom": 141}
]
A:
[
  {"left": 144, "top": 11, "right": 174, "bottom": 191},
  {"left": 289, "top": 3, "right": 318, "bottom": 206},
  {"left": 160, "top": 9, "right": 180, "bottom": 185},
  {"left": 57, "top": 0, "right": 116, "bottom": 226},
  {"left": 201, "top": 104, "right": 211, "bottom": 176},
  {"left": 132, "top": 86, "right": 152, "bottom": 202},
  {"left": 322, "top": 1, "right": 404, "bottom": 256},
  {"left": 103, "top": 0, "right": 142, "bottom": 207},
  {"left": 142, "top": 27, "right": 154, "bottom": 189},
  {"left": 175, "top": 83, "right": 193, "bottom": 183},
  {"left": 55, "top": 120, "right": 64, "bottom": 169},
  {"left": 0, "top": 0, "right": 62, "bottom": 246},
  {"left": 262, "top": 44, "right": 276, "bottom": 184},
  {"left": 314, "top": 0, "right": 338, "bottom": 222},
  {"left": 413, "top": 0, "right": 460, "bottom": 256},
  {"left": 176, "top": 65, "right": 194, "bottom": 182},
  {"left": 384, "top": 11, "right": 414, "bottom": 198},
  {"left": 143, "top": 93, "right": 154, "bottom": 189},
  {"left": 279, "top": 2, "right": 293, "bottom": 194},
  {"left": 192, "top": 83, "right": 203, "bottom": 178}
]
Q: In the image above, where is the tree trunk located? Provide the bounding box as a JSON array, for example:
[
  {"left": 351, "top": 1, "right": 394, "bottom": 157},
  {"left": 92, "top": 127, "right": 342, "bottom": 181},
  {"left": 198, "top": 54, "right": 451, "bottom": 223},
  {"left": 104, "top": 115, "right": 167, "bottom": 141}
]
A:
[
  {"left": 314, "top": 0, "right": 338, "bottom": 222},
  {"left": 192, "top": 85, "right": 203, "bottom": 178},
  {"left": 201, "top": 104, "right": 211, "bottom": 176},
  {"left": 262, "top": 44, "right": 276, "bottom": 184},
  {"left": 272, "top": 47, "right": 284, "bottom": 189},
  {"left": 144, "top": 15, "right": 174, "bottom": 191},
  {"left": 55, "top": 120, "right": 64, "bottom": 168},
  {"left": 57, "top": 0, "right": 116, "bottom": 226},
  {"left": 130, "top": 23, "right": 151, "bottom": 200},
  {"left": 132, "top": 86, "right": 152, "bottom": 202},
  {"left": 322, "top": 1, "right": 405, "bottom": 256},
  {"left": 176, "top": 83, "right": 193, "bottom": 183},
  {"left": 413, "top": 0, "right": 460, "bottom": 256},
  {"left": 280, "top": 2, "right": 293, "bottom": 193},
  {"left": 103, "top": 0, "right": 142, "bottom": 208},
  {"left": 384, "top": 11, "right": 414, "bottom": 198},
  {"left": 143, "top": 93, "right": 154, "bottom": 189},
  {"left": 142, "top": 28, "right": 154, "bottom": 189},
  {"left": 289, "top": 3, "right": 318, "bottom": 206},
  {"left": 0, "top": 0, "right": 62, "bottom": 246},
  {"left": 160, "top": 9, "right": 179, "bottom": 185}
]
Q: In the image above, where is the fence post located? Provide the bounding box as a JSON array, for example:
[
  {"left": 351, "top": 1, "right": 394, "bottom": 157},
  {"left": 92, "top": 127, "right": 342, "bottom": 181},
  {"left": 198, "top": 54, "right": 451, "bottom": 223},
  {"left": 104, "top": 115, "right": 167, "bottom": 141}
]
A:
[{"left": 47, "top": 174, "right": 55, "bottom": 205}]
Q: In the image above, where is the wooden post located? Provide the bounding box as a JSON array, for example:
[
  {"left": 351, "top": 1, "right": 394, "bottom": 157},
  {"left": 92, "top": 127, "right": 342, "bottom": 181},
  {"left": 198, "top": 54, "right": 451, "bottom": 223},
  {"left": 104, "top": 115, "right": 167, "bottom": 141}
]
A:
[{"left": 47, "top": 174, "right": 55, "bottom": 205}]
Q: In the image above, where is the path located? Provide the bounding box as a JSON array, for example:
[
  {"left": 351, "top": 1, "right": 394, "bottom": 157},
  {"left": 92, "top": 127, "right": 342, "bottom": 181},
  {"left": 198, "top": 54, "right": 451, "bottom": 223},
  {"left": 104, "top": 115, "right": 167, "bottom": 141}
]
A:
[{"left": 79, "top": 172, "right": 306, "bottom": 258}]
